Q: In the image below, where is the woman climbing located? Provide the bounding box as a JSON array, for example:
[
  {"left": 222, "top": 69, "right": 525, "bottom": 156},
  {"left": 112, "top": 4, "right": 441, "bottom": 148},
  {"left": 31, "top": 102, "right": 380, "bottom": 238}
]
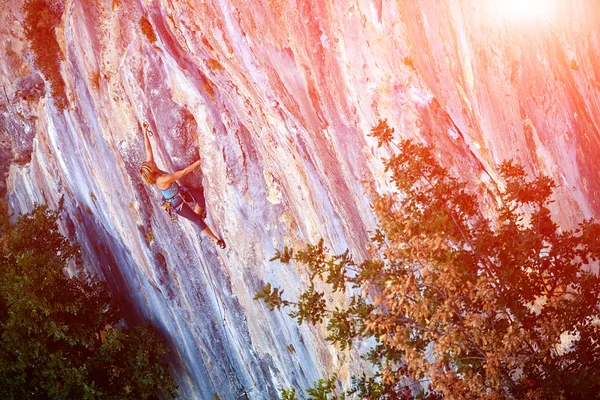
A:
[{"left": 139, "top": 122, "right": 226, "bottom": 249}]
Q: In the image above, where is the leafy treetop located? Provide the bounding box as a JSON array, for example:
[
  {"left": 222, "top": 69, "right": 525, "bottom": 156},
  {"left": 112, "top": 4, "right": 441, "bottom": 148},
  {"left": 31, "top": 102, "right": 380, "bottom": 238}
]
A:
[
  {"left": 0, "top": 206, "right": 178, "bottom": 399},
  {"left": 257, "top": 120, "right": 600, "bottom": 399}
]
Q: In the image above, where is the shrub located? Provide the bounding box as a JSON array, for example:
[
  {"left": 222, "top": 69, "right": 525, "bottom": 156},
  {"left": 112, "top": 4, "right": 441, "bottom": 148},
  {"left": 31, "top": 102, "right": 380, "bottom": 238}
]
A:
[{"left": 0, "top": 206, "right": 178, "bottom": 399}]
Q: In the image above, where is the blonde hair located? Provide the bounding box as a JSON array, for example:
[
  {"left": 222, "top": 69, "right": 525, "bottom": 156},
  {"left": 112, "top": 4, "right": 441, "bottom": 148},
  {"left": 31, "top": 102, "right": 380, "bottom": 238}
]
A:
[{"left": 140, "top": 162, "right": 161, "bottom": 184}]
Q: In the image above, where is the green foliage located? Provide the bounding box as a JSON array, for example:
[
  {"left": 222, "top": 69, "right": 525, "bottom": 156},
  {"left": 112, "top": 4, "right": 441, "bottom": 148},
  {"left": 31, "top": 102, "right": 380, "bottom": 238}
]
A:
[
  {"left": 22, "top": 0, "right": 68, "bottom": 110},
  {"left": 306, "top": 376, "right": 343, "bottom": 400},
  {"left": 347, "top": 373, "right": 419, "bottom": 400},
  {"left": 325, "top": 295, "right": 373, "bottom": 351},
  {"left": 288, "top": 284, "right": 326, "bottom": 325},
  {"left": 281, "top": 376, "right": 348, "bottom": 400},
  {"left": 0, "top": 206, "right": 178, "bottom": 399},
  {"left": 259, "top": 121, "right": 600, "bottom": 399},
  {"left": 281, "top": 387, "right": 298, "bottom": 400},
  {"left": 254, "top": 282, "right": 289, "bottom": 311}
]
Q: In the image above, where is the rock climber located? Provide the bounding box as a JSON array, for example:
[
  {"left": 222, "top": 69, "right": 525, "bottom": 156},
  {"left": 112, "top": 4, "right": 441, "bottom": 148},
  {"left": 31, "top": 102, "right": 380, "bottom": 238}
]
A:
[{"left": 139, "top": 121, "right": 226, "bottom": 249}]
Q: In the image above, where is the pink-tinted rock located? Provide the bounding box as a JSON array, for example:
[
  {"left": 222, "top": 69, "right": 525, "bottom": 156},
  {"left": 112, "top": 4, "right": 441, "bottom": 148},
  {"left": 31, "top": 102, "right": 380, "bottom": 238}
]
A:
[{"left": 1, "top": 0, "right": 598, "bottom": 397}]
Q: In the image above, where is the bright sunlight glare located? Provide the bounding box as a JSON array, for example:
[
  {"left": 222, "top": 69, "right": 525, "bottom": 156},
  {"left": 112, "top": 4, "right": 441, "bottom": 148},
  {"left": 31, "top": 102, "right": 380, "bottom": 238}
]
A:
[{"left": 499, "top": 0, "right": 557, "bottom": 21}]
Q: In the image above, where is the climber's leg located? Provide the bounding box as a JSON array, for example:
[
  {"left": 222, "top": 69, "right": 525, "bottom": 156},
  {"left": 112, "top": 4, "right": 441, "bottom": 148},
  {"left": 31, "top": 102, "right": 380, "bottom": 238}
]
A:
[
  {"left": 175, "top": 203, "right": 225, "bottom": 248},
  {"left": 186, "top": 187, "right": 206, "bottom": 218}
]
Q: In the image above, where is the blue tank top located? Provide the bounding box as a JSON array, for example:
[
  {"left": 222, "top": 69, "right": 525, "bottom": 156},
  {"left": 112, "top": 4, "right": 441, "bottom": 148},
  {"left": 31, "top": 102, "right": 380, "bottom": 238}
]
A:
[{"left": 159, "top": 182, "right": 183, "bottom": 208}]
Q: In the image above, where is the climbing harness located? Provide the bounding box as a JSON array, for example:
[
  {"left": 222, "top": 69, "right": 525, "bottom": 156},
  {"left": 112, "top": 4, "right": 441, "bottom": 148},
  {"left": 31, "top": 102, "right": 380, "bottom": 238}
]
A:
[
  {"left": 160, "top": 199, "right": 178, "bottom": 222},
  {"left": 159, "top": 182, "right": 186, "bottom": 222}
]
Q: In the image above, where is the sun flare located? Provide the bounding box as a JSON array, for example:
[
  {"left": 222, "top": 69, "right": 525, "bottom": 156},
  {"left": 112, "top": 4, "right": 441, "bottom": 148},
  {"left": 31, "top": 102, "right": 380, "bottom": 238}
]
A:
[{"left": 499, "top": 0, "right": 557, "bottom": 21}]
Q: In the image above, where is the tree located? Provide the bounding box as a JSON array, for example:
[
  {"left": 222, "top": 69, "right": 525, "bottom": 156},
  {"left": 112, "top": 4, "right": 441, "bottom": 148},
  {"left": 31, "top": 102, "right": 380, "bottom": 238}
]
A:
[
  {"left": 0, "top": 206, "right": 178, "bottom": 399},
  {"left": 256, "top": 120, "right": 600, "bottom": 399}
]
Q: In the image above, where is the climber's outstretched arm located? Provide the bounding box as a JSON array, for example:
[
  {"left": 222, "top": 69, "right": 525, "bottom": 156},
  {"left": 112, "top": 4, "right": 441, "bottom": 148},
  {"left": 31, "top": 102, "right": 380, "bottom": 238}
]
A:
[
  {"left": 157, "top": 159, "right": 201, "bottom": 185},
  {"left": 143, "top": 122, "right": 154, "bottom": 163}
]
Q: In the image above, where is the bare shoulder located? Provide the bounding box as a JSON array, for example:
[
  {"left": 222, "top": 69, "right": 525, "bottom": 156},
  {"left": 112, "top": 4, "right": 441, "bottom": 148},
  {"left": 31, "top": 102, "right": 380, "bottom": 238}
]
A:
[{"left": 155, "top": 173, "right": 172, "bottom": 189}]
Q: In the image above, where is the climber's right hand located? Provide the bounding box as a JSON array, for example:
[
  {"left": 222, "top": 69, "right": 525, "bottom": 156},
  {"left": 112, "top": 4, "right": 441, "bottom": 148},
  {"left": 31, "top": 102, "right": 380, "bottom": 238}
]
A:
[{"left": 142, "top": 121, "right": 152, "bottom": 136}]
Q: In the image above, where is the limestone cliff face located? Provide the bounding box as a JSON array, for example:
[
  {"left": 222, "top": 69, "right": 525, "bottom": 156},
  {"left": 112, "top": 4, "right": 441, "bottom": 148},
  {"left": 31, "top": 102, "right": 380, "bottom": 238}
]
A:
[{"left": 1, "top": 0, "right": 599, "bottom": 397}]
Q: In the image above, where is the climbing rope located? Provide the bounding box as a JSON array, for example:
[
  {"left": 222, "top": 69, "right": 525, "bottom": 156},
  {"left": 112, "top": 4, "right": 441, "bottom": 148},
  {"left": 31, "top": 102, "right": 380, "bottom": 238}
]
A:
[{"left": 196, "top": 238, "right": 257, "bottom": 398}]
